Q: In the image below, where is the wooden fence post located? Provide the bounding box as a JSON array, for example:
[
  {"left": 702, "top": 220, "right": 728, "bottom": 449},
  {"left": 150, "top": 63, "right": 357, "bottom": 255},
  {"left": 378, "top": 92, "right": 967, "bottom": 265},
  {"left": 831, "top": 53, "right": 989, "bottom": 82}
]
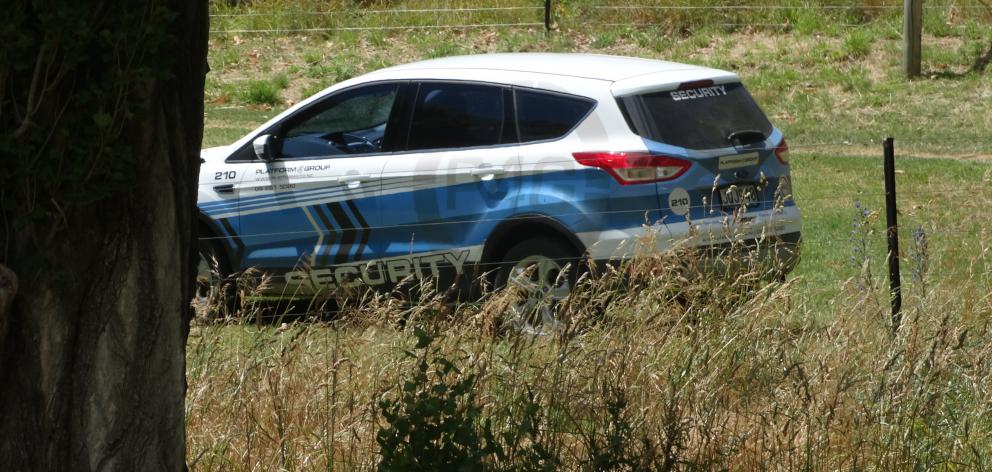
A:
[
  {"left": 904, "top": 0, "right": 923, "bottom": 76},
  {"left": 545, "top": 0, "right": 553, "bottom": 32}
]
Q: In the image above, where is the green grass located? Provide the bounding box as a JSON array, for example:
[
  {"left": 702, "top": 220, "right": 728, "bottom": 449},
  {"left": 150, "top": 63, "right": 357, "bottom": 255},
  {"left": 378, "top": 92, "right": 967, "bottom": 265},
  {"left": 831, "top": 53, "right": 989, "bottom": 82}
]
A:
[
  {"left": 790, "top": 154, "right": 991, "bottom": 308},
  {"left": 202, "top": 106, "right": 279, "bottom": 146},
  {"left": 842, "top": 29, "right": 873, "bottom": 59},
  {"left": 203, "top": 14, "right": 992, "bottom": 154},
  {"left": 237, "top": 73, "right": 289, "bottom": 105}
]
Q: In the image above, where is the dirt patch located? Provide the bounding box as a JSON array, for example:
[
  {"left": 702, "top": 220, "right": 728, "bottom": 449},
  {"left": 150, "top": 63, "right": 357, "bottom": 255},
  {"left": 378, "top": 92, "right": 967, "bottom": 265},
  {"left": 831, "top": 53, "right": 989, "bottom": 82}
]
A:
[{"left": 798, "top": 144, "right": 992, "bottom": 162}]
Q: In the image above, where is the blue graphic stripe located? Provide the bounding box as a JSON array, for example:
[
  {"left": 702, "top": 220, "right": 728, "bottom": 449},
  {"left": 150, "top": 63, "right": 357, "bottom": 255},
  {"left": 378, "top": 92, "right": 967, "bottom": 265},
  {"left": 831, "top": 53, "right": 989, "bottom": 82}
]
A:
[
  {"left": 200, "top": 174, "right": 420, "bottom": 212},
  {"left": 345, "top": 200, "right": 370, "bottom": 260},
  {"left": 311, "top": 204, "right": 338, "bottom": 265},
  {"left": 229, "top": 158, "right": 795, "bottom": 272},
  {"left": 325, "top": 202, "right": 356, "bottom": 264},
  {"left": 201, "top": 177, "right": 469, "bottom": 216},
  {"left": 200, "top": 185, "right": 346, "bottom": 211}
]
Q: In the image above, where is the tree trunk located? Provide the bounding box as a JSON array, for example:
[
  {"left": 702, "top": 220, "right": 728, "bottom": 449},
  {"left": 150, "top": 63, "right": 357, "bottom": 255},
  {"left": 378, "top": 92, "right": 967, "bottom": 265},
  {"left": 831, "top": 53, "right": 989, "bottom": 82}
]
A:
[{"left": 0, "top": 1, "right": 207, "bottom": 470}]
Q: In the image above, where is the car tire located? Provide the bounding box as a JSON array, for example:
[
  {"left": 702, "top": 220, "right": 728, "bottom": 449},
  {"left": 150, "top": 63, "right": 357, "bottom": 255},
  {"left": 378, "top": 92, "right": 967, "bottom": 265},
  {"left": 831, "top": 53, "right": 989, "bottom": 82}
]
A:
[
  {"left": 496, "top": 237, "right": 583, "bottom": 334},
  {"left": 195, "top": 233, "right": 237, "bottom": 318}
]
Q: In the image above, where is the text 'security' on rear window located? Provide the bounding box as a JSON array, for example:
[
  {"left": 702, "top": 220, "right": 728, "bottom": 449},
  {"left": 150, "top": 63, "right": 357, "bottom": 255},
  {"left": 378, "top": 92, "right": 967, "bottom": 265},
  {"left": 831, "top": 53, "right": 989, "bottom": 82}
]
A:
[{"left": 617, "top": 82, "right": 773, "bottom": 150}]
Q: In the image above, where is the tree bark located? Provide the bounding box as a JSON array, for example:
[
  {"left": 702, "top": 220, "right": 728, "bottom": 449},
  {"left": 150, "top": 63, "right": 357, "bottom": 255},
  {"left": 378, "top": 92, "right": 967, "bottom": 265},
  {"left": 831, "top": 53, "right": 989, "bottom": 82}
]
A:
[
  {"left": 0, "top": 1, "right": 207, "bottom": 470},
  {"left": 0, "top": 265, "right": 16, "bottom": 346}
]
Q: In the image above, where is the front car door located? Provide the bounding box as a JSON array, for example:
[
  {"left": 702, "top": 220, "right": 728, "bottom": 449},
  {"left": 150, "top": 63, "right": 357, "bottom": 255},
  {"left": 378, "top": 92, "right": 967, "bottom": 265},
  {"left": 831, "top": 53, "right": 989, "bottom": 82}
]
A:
[{"left": 237, "top": 81, "right": 408, "bottom": 294}]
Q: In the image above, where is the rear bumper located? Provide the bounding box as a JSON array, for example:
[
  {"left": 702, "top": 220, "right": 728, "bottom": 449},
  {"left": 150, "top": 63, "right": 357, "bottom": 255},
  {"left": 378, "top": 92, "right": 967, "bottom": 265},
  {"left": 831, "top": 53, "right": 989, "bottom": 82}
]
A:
[
  {"left": 578, "top": 205, "right": 803, "bottom": 272},
  {"left": 695, "top": 231, "right": 801, "bottom": 276}
]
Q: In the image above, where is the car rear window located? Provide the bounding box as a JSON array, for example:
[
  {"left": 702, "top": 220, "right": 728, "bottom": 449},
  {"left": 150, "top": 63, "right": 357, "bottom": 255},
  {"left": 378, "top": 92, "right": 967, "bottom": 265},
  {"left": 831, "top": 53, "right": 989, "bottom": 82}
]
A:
[
  {"left": 407, "top": 82, "right": 506, "bottom": 151},
  {"left": 617, "top": 82, "right": 773, "bottom": 150},
  {"left": 515, "top": 90, "right": 594, "bottom": 142}
]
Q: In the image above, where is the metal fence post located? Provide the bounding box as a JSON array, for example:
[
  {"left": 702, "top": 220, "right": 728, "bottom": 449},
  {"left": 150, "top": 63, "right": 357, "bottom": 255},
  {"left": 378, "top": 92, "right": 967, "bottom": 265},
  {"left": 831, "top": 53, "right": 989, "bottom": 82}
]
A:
[{"left": 883, "top": 138, "right": 903, "bottom": 333}]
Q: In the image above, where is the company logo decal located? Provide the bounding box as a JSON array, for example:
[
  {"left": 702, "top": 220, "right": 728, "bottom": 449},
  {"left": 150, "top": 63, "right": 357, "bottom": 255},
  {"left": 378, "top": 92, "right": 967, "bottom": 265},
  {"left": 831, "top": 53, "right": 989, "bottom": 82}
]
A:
[
  {"left": 285, "top": 249, "right": 472, "bottom": 289},
  {"left": 669, "top": 85, "right": 727, "bottom": 101}
]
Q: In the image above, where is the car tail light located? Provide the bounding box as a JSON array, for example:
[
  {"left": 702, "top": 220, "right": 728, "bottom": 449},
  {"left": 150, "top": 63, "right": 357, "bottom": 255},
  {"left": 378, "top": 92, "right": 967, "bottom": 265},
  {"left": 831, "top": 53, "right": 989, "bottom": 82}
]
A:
[
  {"left": 775, "top": 138, "right": 790, "bottom": 165},
  {"left": 572, "top": 152, "right": 691, "bottom": 185}
]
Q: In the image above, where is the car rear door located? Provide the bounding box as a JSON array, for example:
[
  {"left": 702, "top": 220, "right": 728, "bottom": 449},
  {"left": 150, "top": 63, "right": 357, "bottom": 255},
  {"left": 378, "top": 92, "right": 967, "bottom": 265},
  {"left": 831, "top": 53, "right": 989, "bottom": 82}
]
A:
[{"left": 377, "top": 81, "right": 520, "bottom": 285}]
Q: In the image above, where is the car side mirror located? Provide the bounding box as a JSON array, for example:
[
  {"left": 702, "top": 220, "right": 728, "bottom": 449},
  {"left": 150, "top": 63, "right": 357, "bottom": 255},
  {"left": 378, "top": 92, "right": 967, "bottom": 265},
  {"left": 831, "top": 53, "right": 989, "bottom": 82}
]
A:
[{"left": 252, "top": 134, "right": 275, "bottom": 161}]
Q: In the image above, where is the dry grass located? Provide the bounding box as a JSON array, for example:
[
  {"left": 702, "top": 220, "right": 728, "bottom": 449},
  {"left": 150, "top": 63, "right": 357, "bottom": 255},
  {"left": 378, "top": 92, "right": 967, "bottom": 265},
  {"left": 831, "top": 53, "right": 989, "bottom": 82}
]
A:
[{"left": 186, "top": 235, "right": 992, "bottom": 470}]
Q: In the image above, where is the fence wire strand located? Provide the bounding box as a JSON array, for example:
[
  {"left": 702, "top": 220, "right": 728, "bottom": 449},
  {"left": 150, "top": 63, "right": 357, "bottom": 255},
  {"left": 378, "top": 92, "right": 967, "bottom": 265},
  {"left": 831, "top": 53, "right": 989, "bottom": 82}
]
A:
[
  {"left": 210, "top": 6, "right": 544, "bottom": 18},
  {"left": 593, "top": 4, "right": 989, "bottom": 10},
  {"left": 211, "top": 23, "right": 545, "bottom": 34}
]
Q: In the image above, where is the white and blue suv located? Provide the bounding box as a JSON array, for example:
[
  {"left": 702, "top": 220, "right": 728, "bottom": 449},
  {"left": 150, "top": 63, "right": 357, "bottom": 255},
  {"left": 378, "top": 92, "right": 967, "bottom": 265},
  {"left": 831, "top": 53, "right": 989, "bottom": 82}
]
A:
[{"left": 197, "top": 53, "right": 801, "bottom": 303}]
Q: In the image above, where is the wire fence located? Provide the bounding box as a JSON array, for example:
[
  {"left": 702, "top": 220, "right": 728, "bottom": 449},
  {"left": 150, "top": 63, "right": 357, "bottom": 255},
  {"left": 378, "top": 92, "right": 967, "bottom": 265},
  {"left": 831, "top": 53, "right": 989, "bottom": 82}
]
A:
[
  {"left": 209, "top": 2, "right": 548, "bottom": 34},
  {"left": 207, "top": 1, "right": 992, "bottom": 35},
  {"left": 199, "top": 2, "right": 992, "bottom": 294}
]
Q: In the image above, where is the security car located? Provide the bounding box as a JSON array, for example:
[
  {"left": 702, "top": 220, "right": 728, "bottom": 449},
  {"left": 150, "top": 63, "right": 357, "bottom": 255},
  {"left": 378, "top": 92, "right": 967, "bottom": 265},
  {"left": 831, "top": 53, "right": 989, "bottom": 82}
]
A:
[{"left": 197, "top": 53, "right": 801, "bottom": 308}]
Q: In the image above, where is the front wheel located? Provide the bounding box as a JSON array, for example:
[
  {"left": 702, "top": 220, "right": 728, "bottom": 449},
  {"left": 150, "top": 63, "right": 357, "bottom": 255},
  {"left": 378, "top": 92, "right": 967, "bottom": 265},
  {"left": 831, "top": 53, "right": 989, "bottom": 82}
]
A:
[
  {"left": 496, "top": 237, "right": 582, "bottom": 334},
  {"left": 195, "top": 234, "right": 236, "bottom": 318}
]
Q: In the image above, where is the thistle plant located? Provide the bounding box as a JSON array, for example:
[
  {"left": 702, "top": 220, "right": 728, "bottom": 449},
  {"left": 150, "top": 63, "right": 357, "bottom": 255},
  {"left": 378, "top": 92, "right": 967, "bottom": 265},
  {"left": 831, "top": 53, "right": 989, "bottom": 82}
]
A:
[
  {"left": 909, "top": 225, "right": 930, "bottom": 296},
  {"left": 848, "top": 201, "right": 878, "bottom": 299}
]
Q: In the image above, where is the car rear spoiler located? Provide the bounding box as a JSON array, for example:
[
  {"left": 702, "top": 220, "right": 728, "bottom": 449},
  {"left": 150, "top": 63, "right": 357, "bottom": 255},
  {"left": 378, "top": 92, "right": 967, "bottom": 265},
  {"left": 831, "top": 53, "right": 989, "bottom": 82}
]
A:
[{"left": 611, "top": 69, "right": 740, "bottom": 98}]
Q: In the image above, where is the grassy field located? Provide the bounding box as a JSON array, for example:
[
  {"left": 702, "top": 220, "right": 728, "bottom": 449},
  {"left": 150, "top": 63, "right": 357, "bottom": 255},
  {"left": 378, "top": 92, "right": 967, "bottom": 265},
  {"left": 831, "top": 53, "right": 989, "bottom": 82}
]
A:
[
  {"left": 203, "top": 1, "right": 992, "bottom": 153},
  {"left": 189, "top": 3, "right": 992, "bottom": 470}
]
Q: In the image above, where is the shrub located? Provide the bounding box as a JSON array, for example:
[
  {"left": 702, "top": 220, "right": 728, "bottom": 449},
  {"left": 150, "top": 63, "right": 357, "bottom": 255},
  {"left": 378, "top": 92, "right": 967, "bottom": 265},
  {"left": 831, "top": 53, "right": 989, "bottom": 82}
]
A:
[
  {"left": 236, "top": 74, "right": 289, "bottom": 106},
  {"left": 376, "top": 327, "right": 501, "bottom": 471},
  {"left": 843, "top": 30, "right": 873, "bottom": 60}
]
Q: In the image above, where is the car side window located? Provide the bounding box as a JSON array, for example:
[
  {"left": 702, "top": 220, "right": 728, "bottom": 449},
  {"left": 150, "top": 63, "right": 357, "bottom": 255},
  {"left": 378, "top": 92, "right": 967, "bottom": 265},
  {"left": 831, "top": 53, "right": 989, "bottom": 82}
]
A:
[
  {"left": 280, "top": 83, "right": 399, "bottom": 159},
  {"left": 515, "top": 89, "right": 595, "bottom": 143},
  {"left": 407, "top": 82, "right": 506, "bottom": 151}
]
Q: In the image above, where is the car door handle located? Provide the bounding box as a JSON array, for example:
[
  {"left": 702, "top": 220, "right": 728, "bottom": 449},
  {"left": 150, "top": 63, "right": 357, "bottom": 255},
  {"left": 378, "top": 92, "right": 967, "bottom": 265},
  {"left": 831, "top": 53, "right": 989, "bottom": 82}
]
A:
[
  {"left": 340, "top": 174, "right": 370, "bottom": 183},
  {"left": 339, "top": 174, "right": 371, "bottom": 188},
  {"left": 471, "top": 167, "right": 505, "bottom": 179},
  {"left": 213, "top": 184, "right": 235, "bottom": 194}
]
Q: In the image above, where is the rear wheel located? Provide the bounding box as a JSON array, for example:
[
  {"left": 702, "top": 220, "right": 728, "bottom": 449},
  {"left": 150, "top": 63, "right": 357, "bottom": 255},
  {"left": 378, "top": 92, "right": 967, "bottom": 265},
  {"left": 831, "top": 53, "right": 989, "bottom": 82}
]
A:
[{"left": 496, "top": 237, "right": 582, "bottom": 334}]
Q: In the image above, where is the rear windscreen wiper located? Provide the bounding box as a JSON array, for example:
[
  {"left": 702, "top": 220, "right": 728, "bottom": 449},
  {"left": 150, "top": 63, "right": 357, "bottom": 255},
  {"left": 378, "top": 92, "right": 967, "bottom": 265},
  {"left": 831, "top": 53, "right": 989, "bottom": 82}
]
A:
[{"left": 727, "top": 129, "right": 766, "bottom": 147}]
